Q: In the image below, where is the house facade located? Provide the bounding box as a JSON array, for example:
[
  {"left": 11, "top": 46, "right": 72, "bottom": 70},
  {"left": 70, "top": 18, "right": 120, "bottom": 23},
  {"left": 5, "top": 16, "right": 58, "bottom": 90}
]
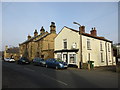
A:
[
  {"left": 54, "top": 26, "right": 116, "bottom": 68},
  {"left": 4, "top": 46, "right": 20, "bottom": 60},
  {"left": 19, "top": 22, "right": 57, "bottom": 61}
]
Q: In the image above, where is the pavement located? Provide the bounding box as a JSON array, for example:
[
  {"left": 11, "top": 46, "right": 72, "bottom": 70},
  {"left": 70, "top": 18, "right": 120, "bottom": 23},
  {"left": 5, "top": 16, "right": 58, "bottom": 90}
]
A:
[{"left": 2, "top": 60, "right": 119, "bottom": 88}]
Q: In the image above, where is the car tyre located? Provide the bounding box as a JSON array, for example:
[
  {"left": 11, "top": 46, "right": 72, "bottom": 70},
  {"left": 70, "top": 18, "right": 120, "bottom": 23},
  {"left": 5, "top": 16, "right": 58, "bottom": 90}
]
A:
[
  {"left": 55, "top": 66, "right": 58, "bottom": 70},
  {"left": 46, "top": 65, "right": 48, "bottom": 68}
]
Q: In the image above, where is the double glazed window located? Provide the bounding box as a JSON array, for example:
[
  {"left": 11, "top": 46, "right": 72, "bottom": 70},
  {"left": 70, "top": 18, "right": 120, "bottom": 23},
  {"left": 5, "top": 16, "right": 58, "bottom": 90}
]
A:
[
  {"left": 100, "top": 42, "right": 103, "bottom": 51},
  {"left": 87, "top": 39, "right": 91, "bottom": 50},
  {"left": 108, "top": 43, "right": 110, "bottom": 52},
  {"left": 57, "top": 54, "right": 62, "bottom": 60},
  {"left": 63, "top": 39, "right": 67, "bottom": 49},
  {"left": 69, "top": 54, "right": 76, "bottom": 63},
  {"left": 101, "top": 53, "right": 104, "bottom": 62}
]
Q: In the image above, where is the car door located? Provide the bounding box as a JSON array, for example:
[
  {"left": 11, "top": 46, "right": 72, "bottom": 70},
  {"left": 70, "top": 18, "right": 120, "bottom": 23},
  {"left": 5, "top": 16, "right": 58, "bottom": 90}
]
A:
[
  {"left": 47, "top": 59, "right": 52, "bottom": 67},
  {"left": 52, "top": 59, "right": 57, "bottom": 68},
  {"left": 50, "top": 59, "right": 54, "bottom": 67}
]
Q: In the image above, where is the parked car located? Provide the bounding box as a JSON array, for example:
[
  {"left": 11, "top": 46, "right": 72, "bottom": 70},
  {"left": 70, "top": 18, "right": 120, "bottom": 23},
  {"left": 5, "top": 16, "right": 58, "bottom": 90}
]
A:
[
  {"left": 45, "top": 58, "right": 68, "bottom": 69},
  {"left": 4, "top": 58, "right": 10, "bottom": 62},
  {"left": 9, "top": 58, "right": 15, "bottom": 62},
  {"left": 33, "top": 57, "right": 46, "bottom": 66},
  {"left": 17, "top": 57, "right": 30, "bottom": 64}
]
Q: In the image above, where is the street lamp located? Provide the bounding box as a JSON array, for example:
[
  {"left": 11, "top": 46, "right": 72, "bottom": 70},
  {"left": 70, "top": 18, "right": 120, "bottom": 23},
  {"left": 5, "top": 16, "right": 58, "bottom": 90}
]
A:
[
  {"left": 73, "top": 22, "right": 83, "bottom": 69},
  {"left": 73, "top": 22, "right": 81, "bottom": 27}
]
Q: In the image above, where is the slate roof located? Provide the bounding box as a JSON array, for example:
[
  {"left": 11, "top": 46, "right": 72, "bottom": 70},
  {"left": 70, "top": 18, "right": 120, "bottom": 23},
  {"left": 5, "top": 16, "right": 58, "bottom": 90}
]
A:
[
  {"left": 6, "top": 47, "right": 19, "bottom": 53},
  {"left": 34, "top": 33, "right": 50, "bottom": 42},
  {"left": 20, "top": 32, "right": 49, "bottom": 45},
  {"left": 64, "top": 26, "right": 112, "bottom": 43}
]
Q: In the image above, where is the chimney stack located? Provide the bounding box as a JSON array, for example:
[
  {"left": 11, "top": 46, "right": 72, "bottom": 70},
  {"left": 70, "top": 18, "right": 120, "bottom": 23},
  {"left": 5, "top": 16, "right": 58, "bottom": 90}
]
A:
[
  {"left": 27, "top": 34, "right": 31, "bottom": 40},
  {"left": 50, "top": 22, "right": 56, "bottom": 34},
  {"left": 40, "top": 26, "right": 45, "bottom": 35},
  {"left": 34, "top": 29, "right": 38, "bottom": 37},
  {"left": 90, "top": 27, "right": 97, "bottom": 36},
  {"left": 79, "top": 26, "right": 85, "bottom": 34}
]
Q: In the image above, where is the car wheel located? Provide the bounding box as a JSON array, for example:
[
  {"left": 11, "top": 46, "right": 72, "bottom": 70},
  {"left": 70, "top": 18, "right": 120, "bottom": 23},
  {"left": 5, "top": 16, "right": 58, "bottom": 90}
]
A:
[
  {"left": 46, "top": 65, "right": 48, "bottom": 68},
  {"left": 55, "top": 66, "right": 58, "bottom": 70}
]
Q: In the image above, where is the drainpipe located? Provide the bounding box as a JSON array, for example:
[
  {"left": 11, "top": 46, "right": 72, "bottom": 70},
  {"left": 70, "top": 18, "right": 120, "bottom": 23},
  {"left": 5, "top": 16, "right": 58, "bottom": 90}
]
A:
[
  {"left": 111, "top": 42, "right": 114, "bottom": 65},
  {"left": 105, "top": 42, "right": 108, "bottom": 66}
]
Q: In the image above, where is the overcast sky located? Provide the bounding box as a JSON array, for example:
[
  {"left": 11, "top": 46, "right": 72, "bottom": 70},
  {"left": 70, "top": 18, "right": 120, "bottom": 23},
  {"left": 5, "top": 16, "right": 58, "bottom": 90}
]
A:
[{"left": 1, "top": 2, "right": 118, "bottom": 51}]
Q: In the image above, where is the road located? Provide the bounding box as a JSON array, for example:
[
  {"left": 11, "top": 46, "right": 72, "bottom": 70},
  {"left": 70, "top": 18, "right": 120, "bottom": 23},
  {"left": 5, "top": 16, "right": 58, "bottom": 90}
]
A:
[{"left": 2, "top": 60, "right": 118, "bottom": 88}]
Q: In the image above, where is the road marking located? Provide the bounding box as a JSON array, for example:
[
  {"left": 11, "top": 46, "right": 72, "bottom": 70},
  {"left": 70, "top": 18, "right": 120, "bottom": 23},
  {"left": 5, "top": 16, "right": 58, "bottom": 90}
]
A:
[
  {"left": 41, "top": 74, "right": 68, "bottom": 86},
  {"left": 24, "top": 67, "right": 35, "bottom": 72}
]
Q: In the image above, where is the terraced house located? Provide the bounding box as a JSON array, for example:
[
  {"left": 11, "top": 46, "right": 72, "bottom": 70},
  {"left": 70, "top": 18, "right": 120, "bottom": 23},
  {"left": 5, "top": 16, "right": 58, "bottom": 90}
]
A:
[
  {"left": 54, "top": 25, "right": 116, "bottom": 68},
  {"left": 19, "top": 22, "right": 57, "bottom": 61}
]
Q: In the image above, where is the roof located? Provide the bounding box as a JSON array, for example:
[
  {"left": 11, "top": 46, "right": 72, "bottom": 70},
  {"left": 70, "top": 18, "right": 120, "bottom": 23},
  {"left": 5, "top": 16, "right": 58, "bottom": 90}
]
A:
[
  {"left": 20, "top": 32, "right": 48, "bottom": 45},
  {"left": 20, "top": 35, "right": 40, "bottom": 45},
  {"left": 6, "top": 47, "right": 19, "bottom": 53},
  {"left": 64, "top": 26, "right": 79, "bottom": 33},
  {"left": 34, "top": 33, "right": 50, "bottom": 42},
  {"left": 64, "top": 26, "right": 112, "bottom": 43}
]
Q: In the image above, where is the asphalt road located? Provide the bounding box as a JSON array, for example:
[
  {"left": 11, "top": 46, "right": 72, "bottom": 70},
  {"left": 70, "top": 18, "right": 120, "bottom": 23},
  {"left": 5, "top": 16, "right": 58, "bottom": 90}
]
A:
[{"left": 2, "top": 60, "right": 119, "bottom": 88}]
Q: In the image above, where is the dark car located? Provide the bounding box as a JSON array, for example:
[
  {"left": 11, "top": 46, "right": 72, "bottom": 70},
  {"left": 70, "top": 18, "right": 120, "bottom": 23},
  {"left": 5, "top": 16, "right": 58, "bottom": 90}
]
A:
[
  {"left": 45, "top": 58, "right": 68, "bottom": 69},
  {"left": 17, "top": 57, "right": 30, "bottom": 64},
  {"left": 33, "top": 57, "right": 46, "bottom": 66}
]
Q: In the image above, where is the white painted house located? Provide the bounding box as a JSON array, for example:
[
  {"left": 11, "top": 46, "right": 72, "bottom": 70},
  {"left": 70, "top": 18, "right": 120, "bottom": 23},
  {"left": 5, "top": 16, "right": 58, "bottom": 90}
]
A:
[{"left": 54, "top": 26, "right": 116, "bottom": 68}]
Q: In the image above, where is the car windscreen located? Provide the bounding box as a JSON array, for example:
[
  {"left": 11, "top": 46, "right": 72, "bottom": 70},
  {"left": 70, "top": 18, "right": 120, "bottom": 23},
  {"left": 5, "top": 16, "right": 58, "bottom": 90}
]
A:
[
  {"left": 20, "top": 57, "right": 28, "bottom": 61},
  {"left": 34, "top": 58, "right": 44, "bottom": 61}
]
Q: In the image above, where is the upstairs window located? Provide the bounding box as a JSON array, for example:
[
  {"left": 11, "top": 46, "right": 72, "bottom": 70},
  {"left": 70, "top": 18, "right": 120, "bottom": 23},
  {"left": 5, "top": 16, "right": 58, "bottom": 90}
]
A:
[
  {"left": 63, "top": 39, "right": 67, "bottom": 49},
  {"left": 87, "top": 39, "right": 91, "bottom": 50},
  {"left": 100, "top": 42, "right": 103, "bottom": 51},
  {"left": 108, "top": 43, "right": 110, "bottom": 52}
]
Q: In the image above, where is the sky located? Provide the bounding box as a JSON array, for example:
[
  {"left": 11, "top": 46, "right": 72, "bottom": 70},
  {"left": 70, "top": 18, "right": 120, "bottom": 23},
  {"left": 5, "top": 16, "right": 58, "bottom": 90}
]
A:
[{"left": 1, "top": 2, "right": 118, "bottom": 51}]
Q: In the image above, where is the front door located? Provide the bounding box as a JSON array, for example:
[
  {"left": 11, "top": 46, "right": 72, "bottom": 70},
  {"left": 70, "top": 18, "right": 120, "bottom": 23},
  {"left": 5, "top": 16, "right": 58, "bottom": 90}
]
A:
[{"left": 63, "top": 54, "right": 68, "bottom": 63}]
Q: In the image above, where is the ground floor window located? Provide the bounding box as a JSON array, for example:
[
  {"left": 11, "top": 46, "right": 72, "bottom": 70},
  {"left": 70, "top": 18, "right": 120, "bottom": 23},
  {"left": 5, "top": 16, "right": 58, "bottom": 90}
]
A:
[
  {"left": 108, "top": 53, "right": 111, "bottom": 62},
  {"left": 101, "top": 53, "right": 104, "bottom": 62},
  {"left": 69, "top": 54, "right": 76, "bottom": 63},
  {"left": 57, "top": 54, "right": 62, "bottom": 60}
]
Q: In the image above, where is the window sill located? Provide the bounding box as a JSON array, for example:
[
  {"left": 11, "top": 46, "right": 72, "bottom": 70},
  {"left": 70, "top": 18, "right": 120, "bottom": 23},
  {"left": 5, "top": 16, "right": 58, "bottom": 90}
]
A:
[{"left": 87, "top": 49, "right": 92, "bottom": 50}]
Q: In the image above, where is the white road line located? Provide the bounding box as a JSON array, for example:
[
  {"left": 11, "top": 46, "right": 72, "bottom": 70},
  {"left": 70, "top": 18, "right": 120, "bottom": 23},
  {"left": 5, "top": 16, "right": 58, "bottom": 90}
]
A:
[
  {"left": 24, "top": 67, "right": 35, "bottom": 72},
  {"left": 41, "top": 74, "right": 68, "bottom": 86}
]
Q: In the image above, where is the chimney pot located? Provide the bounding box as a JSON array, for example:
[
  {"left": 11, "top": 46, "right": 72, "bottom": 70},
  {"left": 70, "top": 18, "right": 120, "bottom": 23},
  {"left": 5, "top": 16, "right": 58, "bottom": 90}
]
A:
[
  {"left": 34, "top": 29, "right": 38, "bottom": 36},
  {"left": 50, "top": 22, "right": 56, "bottom": 34},
  {"left": 28, "top": 34, "right": 31, "bottom": 40},
  {"left": 40, "top": 26, "right": 45, "bottom": 35},
  {"left": 90, "top": 27, "right": 97, "bottom": 36}
]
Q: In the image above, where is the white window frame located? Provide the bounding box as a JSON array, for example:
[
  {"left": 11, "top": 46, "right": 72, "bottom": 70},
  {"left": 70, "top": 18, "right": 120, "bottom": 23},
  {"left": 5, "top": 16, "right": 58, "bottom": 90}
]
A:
[
  {"left": 87, "top": 39, "right": 91, "bottom": 50},
  {"left": 63, "top": 39, "right": 67, "bottom": 49}
]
